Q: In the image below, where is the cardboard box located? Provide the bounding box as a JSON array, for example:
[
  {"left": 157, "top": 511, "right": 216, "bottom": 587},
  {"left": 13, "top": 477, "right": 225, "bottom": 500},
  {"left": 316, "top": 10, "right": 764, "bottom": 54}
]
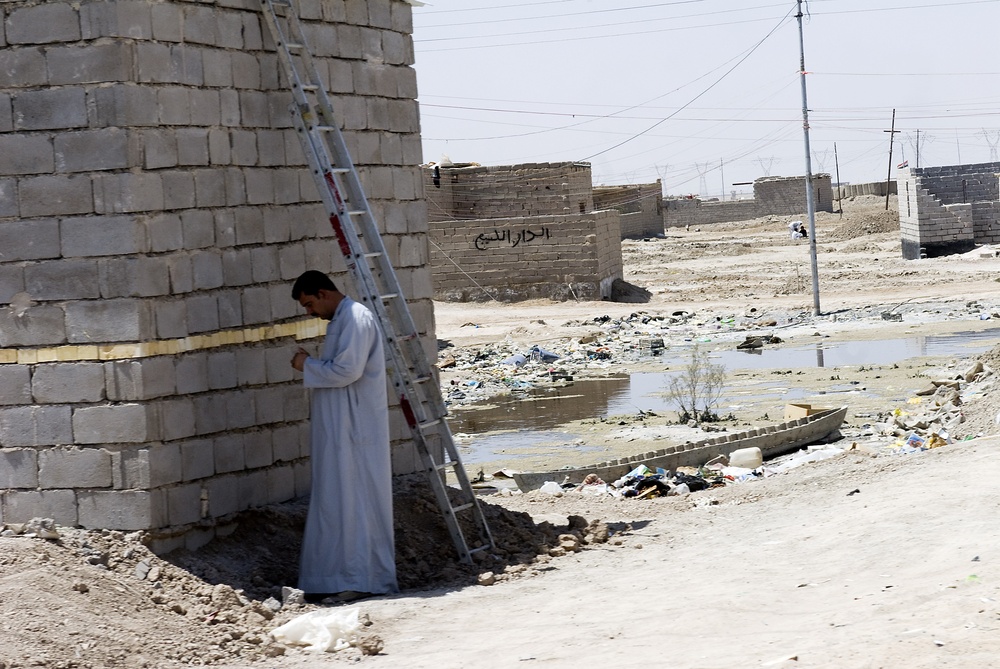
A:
[{"left": 784, "top": 403, "right": 831, "bottom": 421}]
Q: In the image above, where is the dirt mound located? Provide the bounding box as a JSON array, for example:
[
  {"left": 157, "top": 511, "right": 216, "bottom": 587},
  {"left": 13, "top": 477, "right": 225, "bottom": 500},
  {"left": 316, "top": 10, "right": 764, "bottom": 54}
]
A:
[
  {"left": 827, "top": 206, "right": 900, "bottom": 240},
  {"left": 0, "top": 476, "right": 586, "bottom": 668}
]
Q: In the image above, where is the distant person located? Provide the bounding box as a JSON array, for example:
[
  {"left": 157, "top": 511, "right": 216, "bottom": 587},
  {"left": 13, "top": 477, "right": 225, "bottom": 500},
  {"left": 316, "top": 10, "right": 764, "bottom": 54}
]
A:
[
  {"left": 289, "top": 270, "right": 398, "bottom": 603},
  {"left": 788, "top": 220, "right": 808, "bottom": 240}
]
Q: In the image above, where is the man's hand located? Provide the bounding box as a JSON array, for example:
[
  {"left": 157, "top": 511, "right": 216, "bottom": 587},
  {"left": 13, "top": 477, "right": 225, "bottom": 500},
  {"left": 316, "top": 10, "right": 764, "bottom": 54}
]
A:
[{"left": 291, "top": 347, "right": 310, "bottom": 372}]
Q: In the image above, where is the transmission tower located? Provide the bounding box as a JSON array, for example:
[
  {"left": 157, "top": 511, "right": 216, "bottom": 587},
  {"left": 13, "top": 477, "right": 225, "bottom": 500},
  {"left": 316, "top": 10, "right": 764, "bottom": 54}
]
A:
[
  {"left": 981, "top": 130, "right": 1000, "bottom": 161},
  {"left": 694, "top": 162, "right": 711, "bottom": 197},
  {"left": 755, "top": 156, "right": 777, "bottom": 177},
  {"left": 812, "top": 149, "right": 833, "bottom": 173}
]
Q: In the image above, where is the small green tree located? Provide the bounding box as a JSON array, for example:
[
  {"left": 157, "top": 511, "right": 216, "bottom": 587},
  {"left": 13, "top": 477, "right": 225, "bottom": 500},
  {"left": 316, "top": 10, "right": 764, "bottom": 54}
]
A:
[{"left": 666, "top": 344, "right": 726, "bottom": 423}]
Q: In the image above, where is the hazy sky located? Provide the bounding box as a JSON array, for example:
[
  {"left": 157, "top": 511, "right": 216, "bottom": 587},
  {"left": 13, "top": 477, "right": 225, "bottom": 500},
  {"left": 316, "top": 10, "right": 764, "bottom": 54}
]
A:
[{"left": 410, "top": 0, "right": 1000, "bottom": 196}]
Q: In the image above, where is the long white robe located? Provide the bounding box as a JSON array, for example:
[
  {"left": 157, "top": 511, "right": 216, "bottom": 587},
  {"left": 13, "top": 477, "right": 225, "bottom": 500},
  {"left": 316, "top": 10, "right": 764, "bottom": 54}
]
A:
[{"left": 298, "top": 297, "right": 398, "bottom": 595}]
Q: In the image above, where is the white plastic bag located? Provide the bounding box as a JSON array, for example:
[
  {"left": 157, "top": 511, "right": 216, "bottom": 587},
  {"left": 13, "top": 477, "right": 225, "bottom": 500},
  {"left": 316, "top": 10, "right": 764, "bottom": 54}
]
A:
[
  {"left": 539, "top": 481, "right": 564, "bottom": 496},
  {"left": 270, "top": 607, "right": 360, "bottom": 652}
]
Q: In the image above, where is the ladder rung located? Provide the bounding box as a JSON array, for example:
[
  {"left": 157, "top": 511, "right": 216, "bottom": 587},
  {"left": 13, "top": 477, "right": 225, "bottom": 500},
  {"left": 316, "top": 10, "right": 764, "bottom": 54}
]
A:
[
  {"left": 379, "top": 293, "right": 399, "bottom": 301},
  {"left": 285, "top": 42, "right": 304, "bottom": 51},
  {"left": 347, "top": 210, "right": 366, "bottom": 217},
  {"left": 468, "top": 545, "right": 491, "bottom": 555},
  {"left": 451, "top": 502, "right": 474, "bottom": 514},
  {"left": 419, "top": 418, "right": 441, "bottom": 430},
  {"left": 363, "top": 252, "right": 382, "bottom": 258},
  {"left": 298, "top": 84, "right": 319, "bottom": 91}
]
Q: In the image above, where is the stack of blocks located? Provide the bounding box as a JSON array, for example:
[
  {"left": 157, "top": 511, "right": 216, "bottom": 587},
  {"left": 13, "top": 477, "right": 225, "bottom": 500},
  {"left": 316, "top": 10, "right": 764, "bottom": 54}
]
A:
[{"left": 0, "top": 0, "right": 434, "bottom": 550}]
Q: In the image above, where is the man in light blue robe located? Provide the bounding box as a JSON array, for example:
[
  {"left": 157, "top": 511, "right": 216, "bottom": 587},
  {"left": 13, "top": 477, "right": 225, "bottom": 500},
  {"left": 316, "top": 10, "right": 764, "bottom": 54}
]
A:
[{"left": 290, "top": 270, "right": 398, "bottom": 601}]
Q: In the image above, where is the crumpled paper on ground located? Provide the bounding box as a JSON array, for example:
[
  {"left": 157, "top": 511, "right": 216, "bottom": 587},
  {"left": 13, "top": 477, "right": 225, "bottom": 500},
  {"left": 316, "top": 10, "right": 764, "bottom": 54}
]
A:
[{"left": 270, "top": 606, "right": 360, "bottom": 652}]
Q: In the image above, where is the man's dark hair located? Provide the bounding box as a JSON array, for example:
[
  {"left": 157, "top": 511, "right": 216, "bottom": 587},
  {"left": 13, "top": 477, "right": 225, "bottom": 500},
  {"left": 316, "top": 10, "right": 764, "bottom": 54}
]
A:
[{"left": 292, "top": 270, "right": 338, "bottom": 300}]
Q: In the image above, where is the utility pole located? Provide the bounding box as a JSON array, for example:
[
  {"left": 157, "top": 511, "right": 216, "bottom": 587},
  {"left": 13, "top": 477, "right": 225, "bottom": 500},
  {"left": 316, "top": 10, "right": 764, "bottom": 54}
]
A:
[
  {"left": 834, "top": 142, "right": 843, "bottom": 219},
  {"left": 884, "top": 109, "right": 899, "bottom": 211},
  {"left": 916, "top": 129, "right": 920, "bottom": 168},
  {"left": 720, "top": 158, "right": 725, "bottom": 199},
  {"left": 796, "top": 0, "right": 820, "bottom": 316}
]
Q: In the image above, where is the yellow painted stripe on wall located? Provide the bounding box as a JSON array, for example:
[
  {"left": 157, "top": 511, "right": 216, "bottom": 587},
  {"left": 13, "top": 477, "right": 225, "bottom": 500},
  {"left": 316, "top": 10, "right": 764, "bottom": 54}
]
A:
[{"left": 0, "top": 319, "right": 326, "bottom": 365}]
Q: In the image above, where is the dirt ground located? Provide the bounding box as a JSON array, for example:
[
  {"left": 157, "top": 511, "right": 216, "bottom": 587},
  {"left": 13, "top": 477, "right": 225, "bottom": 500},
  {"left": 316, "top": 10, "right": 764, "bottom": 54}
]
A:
[{"left": 5, "top": 195, "right": 1000, "bottom": 668}]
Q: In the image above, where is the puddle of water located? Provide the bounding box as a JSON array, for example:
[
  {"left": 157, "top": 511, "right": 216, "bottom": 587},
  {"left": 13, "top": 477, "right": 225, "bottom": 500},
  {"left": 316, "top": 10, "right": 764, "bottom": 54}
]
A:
[
  {"left": 693, "top": 330, "right": 999, "bottom": 370},
  {"left": 447, "top": 330, "right": 999, "bottom": 464}
]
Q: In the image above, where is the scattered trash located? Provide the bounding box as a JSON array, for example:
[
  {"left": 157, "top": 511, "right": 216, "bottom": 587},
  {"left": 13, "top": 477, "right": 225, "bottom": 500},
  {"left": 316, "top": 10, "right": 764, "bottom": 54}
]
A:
[{"left": 270, "top": 607, "right": 361, "bottom": 653}]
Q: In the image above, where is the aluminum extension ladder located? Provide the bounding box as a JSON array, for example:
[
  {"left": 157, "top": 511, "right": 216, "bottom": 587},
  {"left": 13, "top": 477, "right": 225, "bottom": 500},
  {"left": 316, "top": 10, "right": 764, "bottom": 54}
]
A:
[{"left": 260, "top": 0, "right": 494, "bottom": 564}]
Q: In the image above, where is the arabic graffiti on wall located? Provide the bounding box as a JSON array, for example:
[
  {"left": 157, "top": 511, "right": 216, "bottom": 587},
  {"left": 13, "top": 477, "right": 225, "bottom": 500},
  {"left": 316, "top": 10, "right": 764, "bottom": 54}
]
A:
[{"left": 474, "top": 227, "right": 551, "bottom": 251}]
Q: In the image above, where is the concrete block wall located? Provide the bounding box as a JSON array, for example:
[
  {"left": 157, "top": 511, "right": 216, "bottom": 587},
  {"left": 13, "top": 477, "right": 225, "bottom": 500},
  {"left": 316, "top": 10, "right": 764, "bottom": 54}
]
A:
[
  {"left": 896, "top": 163, "right": 1000, "bottom": 258},
  {"left": 592, "top": 182, "right": 663, "bottom": 238},
  {"left": 428, "top": 210, "right": 623, "bottom": 302},
  {"left": 0, "top": 0, "right": 432, "bottom": 546},
  {"left": 836, "top": 181, "right": 896, "bottom": 199},
  {"left": 664, "top": 174, "right": 833, "bottom": 228},
  {"left": 424, "top": 162, "right": 595, "bottom": 222}
]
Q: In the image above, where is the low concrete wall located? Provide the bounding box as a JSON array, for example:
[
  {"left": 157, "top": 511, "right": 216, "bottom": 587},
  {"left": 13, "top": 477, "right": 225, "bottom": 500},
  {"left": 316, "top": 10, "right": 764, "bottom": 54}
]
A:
[
  {"left": 592, "top": 182, "right": 663, "bottom": 238},
  {"left": 664, "top": 174, "right": 833, "bottom": 228},
  {"left": 428, "top": 210, "right": 623, "bottom": 302}
]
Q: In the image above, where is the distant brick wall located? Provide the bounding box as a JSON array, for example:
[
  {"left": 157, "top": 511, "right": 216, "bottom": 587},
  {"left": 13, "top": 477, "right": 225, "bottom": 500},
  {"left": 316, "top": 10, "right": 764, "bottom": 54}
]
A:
[
  {"left": 429, "top": 210, "right": 622, "bottom": 302},
  {"left": 592, "top": 182, "right": 663, "bottom": 238},
  {"left": 0, "top": 0, "right": 432, "bottom": 547},
  {"left": 896, "top": 163, "right": 1000, "bottom": 259},
  {"left": 664, "top": 174, "right": 833, "bottom": 228},
  {"left": 424, "top": 162, "right": 594, "bottom": 221}
]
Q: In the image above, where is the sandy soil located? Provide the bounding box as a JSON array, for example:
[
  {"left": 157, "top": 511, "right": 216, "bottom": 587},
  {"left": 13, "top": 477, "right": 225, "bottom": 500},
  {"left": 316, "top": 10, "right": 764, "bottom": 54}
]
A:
[{"left": 5, "top": 196, "right": 1000, "bottom": 668}]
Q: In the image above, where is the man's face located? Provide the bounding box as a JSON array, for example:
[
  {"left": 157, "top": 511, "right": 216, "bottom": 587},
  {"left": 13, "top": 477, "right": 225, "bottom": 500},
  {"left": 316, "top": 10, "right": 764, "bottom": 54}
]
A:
[{"left": 298, "top": 289, "right": 337, "bottom": 320}]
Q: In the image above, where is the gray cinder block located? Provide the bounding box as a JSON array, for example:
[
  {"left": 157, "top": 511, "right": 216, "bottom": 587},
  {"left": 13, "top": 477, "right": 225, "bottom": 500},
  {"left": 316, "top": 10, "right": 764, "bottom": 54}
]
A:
[
  {"left": 32, "top": 362, "right": 105, "bottom": 404},
  {"left": 175, "top": 352, "right": 209, "bottom": 395},
  {"left": 0, "top": 405, "right": 73, "bottom": 447},
  {"left": 0, "top": 305, "right": 67, "bottom": 347},
  {"left": 20, "top": 174, "right": 93, "bottom": 217},
  {"left": 64, "top": 299, "right": 154, "bottom": 343},
  {"left": 25, "top": 259, "right": 101, "bottom": 301},
  {"left": 98, "top": 256, "right": 172, "bottom": 298},
  {"left": 0, "top": 134, "right": 54, "bottom": 175},
  {"left": 186, "top": 293, "right": 220, "bottom": 333},
  {"left": 77, "top": 490, "right": 166, "bottom": 530},
  {"left": 181, "top": 438, "right": 215, "bottom": 481},
  {"left": 6, "top": 3, "right": 81, "bottom": 44},
  {"left": 0, "top": 448, "right": 38, "bottom": 488},
  {"left": 191, "top": 250, "right": 224, "bottom": 290},
  {"left": 2, "top": 490, "right": 77, "bottom": 526},
  {"left": 214, "top": 433, "right": 245, "bottom": 474},
  {"left": 159, "top": 397, "right": 197, "bottom": 441},
  {"left": 267, "top": 465, "right": 295, "bottom": 504},
  {"left": 207, "top": 351, "right": 238, "bottom": 390},
  {"left": 47, "top": 43, "right": 132, "bottom": 85},
  {"left": 13, "top": 87, "right": 87, "bottom": 131},
  {"left": 39, "top": 447, "right": 113, "bottom": 488},
  {"left": 61, "top": 214, "right": 148, "bottom": 257},
  {"left": 193, "top": 393, "right": 227, "bottom": 435},
  {"left": 0, "top": 218, "right": 61, "bottom": 261},
  {"left": 244, "top": 429, "right": 273, "bottom": 469},
  {"left": 104, "top": 357, "right": 176, "bottom": 401},
  {"left": 54, "top": 127, "right": 128, "bottom": 173},
  {"left": 167, "top": 483, "right": 202, "bottom": 526},
  {"left": 73, "top": 404, "right": 154, "bottom": 444},
  {"left": 206, "top": 475, "right": 239, "bottom": 518},
  {"left": 0, "top": 365, "right": 32, "bottom": 406}
]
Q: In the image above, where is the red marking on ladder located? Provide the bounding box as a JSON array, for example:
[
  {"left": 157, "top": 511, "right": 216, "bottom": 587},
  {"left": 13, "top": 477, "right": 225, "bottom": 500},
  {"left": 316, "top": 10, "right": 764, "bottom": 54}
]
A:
[
  {"left": 400, "top": 396, "right": 418, "bottom": 428},
  {"left": 328, "top": 214, "right": 352, "bottom": 257}
]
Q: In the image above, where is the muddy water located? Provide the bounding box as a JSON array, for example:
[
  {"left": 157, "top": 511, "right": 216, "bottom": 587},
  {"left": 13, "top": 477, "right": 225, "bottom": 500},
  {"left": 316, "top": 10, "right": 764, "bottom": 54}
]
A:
[{"left": 448, "top": 329, "right": 1000, "bottom": 463}]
